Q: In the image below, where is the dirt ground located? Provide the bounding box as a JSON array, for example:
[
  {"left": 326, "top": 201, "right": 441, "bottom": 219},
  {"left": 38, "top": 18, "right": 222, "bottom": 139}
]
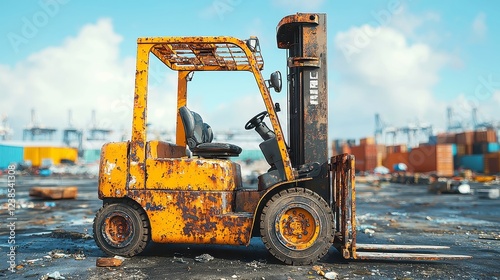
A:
[{"left": 1, "top": 175, "right": 499, "bottom": 280}]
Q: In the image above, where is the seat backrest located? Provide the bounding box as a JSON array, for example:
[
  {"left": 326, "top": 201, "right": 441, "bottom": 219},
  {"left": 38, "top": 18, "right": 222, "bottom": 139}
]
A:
[{"left": 179, "top": 106, "right": 213, "bottom": 149}]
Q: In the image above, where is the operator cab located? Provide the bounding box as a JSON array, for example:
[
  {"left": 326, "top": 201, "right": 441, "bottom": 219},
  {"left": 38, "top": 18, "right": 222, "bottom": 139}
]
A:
[{"left": 244, "top": 71, "right": 289, "bottom": 189}]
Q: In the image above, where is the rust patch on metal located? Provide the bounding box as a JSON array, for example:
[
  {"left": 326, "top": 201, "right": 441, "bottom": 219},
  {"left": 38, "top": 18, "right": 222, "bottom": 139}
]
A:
[
  {"left": 235, "top": 190, "right": 262, "bottom": 213},
  {"left": 127, "top": 190, "right": 252, "bottom": 246},
  {"left": 331, "top": 154, "right": 356, "bottom": 259}
]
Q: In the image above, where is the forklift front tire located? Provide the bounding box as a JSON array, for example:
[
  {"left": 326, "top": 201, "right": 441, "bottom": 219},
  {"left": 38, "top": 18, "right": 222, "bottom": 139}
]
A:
[
  {"left": 260, "top": 188, "right": 335, "bottom": 265},
  {"left": 93, "top": 200, "right": 150, "bottom": 257}
]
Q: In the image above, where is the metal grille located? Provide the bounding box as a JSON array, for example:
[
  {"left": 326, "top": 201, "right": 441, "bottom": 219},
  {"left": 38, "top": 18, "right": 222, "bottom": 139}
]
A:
[{"left": 151, "top": 41, "right": 264, "bottom": 71}]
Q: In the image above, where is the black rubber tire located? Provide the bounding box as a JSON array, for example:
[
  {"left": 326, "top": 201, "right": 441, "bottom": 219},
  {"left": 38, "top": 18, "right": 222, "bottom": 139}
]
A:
[
  {"left": 93, "top": 200, "right": 150, "bottom": 257},
  {"left": 260, "top": 188, "right": 335, "bottom": 265}
]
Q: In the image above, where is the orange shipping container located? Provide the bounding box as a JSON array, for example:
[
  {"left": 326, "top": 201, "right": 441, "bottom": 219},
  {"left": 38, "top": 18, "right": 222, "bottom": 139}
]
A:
[
  {"left": 456, "top": 144, "right": 473, "bottom": 156},
  {"left": 360, "top": 137, "right": 375, "bottom": 146},
  {"left": 474, "top": 129, "right": 498, "bottom": 143},
  {"left": 456, "top": 131, "right": 475, "bottom": 145},
  {"left": 382, "top": 152, "right": 411, "bottom": 172},
  {"left": 409, "top": 144, "right": 454, "bottom": 176},
  {"left": 484, "top": 152, "right": 500, "bottom": 175},
  {"left": 351, "top": 144, "right": 377, "bottom": 172},
  {"left": 386, "top": 144, "right": 407, "bottom": 154},
  {"left": 436, "top": 133, "right": 456, "bottom": 144}
]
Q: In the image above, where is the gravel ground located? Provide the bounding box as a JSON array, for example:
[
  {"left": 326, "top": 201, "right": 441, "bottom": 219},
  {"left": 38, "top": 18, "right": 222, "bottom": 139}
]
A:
[{"left": 1, "top": 175, "right": 499, "bottom": 279}]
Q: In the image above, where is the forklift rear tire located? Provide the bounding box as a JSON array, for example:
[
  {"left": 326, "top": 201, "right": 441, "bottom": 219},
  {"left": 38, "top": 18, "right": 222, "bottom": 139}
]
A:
[
  {"left": 93, "top": 200, "right": 150, "bottom": 257},
  {"left": 260, "top": 188, "right": 335, "bottom": 265}
]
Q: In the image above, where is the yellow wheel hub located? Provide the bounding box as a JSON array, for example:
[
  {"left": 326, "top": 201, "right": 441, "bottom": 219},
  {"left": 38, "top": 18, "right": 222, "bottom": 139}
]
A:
[{"left": 276, "top": 206, "right": 320, "bottom": 250}]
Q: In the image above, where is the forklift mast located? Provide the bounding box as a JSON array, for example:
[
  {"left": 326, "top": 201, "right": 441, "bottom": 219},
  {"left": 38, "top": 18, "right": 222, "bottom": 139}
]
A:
[
  {"left": 277, "top": 13, "right": 328, "bottom": 167},
  {"left": 276, "top": 13, "right": 330, "bottom": 201}
]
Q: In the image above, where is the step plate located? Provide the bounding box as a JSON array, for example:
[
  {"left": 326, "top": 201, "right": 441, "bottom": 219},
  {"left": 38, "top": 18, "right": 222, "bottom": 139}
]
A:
[{"left": 355, "top": 251, "right": 472, "bottom": 261}]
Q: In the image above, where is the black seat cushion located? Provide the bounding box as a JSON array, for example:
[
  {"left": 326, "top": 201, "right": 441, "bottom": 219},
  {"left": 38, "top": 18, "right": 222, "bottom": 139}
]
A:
[{"left": 191, "top": 143, "right": 242, "bottom": 157}]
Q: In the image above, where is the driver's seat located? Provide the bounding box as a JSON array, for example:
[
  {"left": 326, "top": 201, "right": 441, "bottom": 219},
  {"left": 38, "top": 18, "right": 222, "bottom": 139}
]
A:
[{"left": 179, "top": 106, "right": 242, "bottom": 158}]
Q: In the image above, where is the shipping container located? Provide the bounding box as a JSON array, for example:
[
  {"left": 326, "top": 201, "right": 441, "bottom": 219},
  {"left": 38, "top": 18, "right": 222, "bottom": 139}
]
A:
[
  {"left": 484, "top": 152, "right": 500, "bottom": 175},
  {"left": 24, "top": 146, "right": 78, "bottom": 167},
  {"left": 474, "top": 129, "right": 498, "bottom": 143},
  {"left": 409, "top": 144, "right": 454, "bottom": 176},
  {"left": 456, "top": 144, "right": 473, "bottom": 156},
  {"left": 83, "top": 149, "right": 101, "bottom": 163},
  {"left": 488, "top": 142, "right": 500, "bottom": 153},
  {"left": 386, "top": 144, "right": 407, "bottom": 154},
  {"left": 436, "top": 133, "right": 456, "bottom": 144},
  {"left": 456, "top": 131, "right": 475, "bottom": 145},
  {"left": 382, "top": 152, "right": 411, "bottom": 173},
  {"left": 457, "top": 155, "right": 484, "bottom": 173},
  {"left": 360, "top": 137, "right": 375, "bottom": 146},
  {"left": 0, "top": 144, "right": 24, "bottom": 169},
  {"left": 351, "top": 144, "right": 377, "bottom": 172},
  {"left": 472, "top": 142, "right": 500, "bottom": 154},
  {"left": 332, "top": 139, "right": 356, "bottom": 155},
  {"left": 451, "top": 143, "right": 457, "bottom": 156}
]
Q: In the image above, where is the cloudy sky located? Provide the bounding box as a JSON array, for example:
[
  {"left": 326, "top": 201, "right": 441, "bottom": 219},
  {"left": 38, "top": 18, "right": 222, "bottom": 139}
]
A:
[{"left": 1, "top": 0, "right": 499, "bottom": 144}]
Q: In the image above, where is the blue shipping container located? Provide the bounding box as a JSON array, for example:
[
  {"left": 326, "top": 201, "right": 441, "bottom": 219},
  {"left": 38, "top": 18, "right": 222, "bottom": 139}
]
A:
[
  {"left": 0, "top": 145, "right": 24, "bottom": 169},
  {"left": 488, "top": 142, "right": 500, "bottom": 153},
  {"left": 83, "top": 149, "right": 101, "bottom": 163},
  {"left": 458, "top": 155, "right": 484, "bottom": 173},
  {"left": 451, "top": 144, "right": 457, "bottom": 156}
]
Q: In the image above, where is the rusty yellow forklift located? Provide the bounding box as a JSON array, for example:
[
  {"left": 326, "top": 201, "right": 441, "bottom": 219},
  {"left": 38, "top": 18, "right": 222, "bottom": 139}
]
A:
[{"left": 93, "top": 13, "right": 470, "bottom": 265}]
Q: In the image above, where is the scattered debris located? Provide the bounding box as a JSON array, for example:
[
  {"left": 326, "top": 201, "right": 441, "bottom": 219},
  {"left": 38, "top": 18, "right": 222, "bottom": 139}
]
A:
[
  {"left": 74, "top": 253, "right": 86, "bottom": 260},
  {"left": 311, "top": 265, "right": 338, "bottom": 279},
  {"left": 364, "top": 228, "right": 375, "bottom": 236},
  {"left": 49, "top": 229, "right": 92, "bottom": 239},
  {"left": 29, "top": 186, "right": 78, "bottom": 199},
  {"left": 173, "top": 256, "right": 189, "bottom": 264},
  {"left": 358, "top": 224, "right": 377, "bottom": 231},
  {"left": 41, "top": 271, "right": 65, "bottom": 280},
  {"left": 476, "top": 188, "right": 500, "bottom": 199},
  {"left": 48, "top": 250, "right": 70, "bottom": 259},
  {"left": 194, "top": 253, "right": 214, "bottom": 263},
  {"left": 96, "top": 256, "right": 125, "bottom": 267},
  {"left": 426, "top": 216, "right": 433, "bottom": 221},
  {"left": 312, "top": 265, "right": 325, "bottom": 276},
  {"left": 479, "top": 233, "right": 500, "bottom": 240},
  {"left": 247, "top": 260, "right": 266, "bottom": 268},
  {"left": 324, "top": 271, "right": 339, "bottom": 280},
  {"left": 25, "top": 258, "right": 43, "bottom": 264},
  {"left": 44, "top": 201, "right": 56, "bottom": 207}
]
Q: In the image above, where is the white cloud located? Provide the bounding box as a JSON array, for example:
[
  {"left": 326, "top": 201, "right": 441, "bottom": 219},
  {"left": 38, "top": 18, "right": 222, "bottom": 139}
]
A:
[
  {"left": 472, "top": 12, "right": 487, "bottom": 40},
  {"left": 0, "top": 16, "right": 284, "bottom": 146},
  {"left": 0, "top": 18, "right": 177, "bottom": 141},
  {"left": 331, "top": 24, "right": 453, "bottom": 140}
]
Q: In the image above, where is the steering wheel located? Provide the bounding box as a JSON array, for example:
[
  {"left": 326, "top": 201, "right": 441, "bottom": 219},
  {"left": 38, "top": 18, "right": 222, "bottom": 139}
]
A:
[{"left": 245, "top": 111, "right": 268, "bottom": 130}]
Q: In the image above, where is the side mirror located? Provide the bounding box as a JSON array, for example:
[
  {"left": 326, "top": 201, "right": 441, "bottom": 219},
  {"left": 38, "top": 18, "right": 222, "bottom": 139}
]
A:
[{"left": 269, "top": 71, "right": 282, "bottom": 93}]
